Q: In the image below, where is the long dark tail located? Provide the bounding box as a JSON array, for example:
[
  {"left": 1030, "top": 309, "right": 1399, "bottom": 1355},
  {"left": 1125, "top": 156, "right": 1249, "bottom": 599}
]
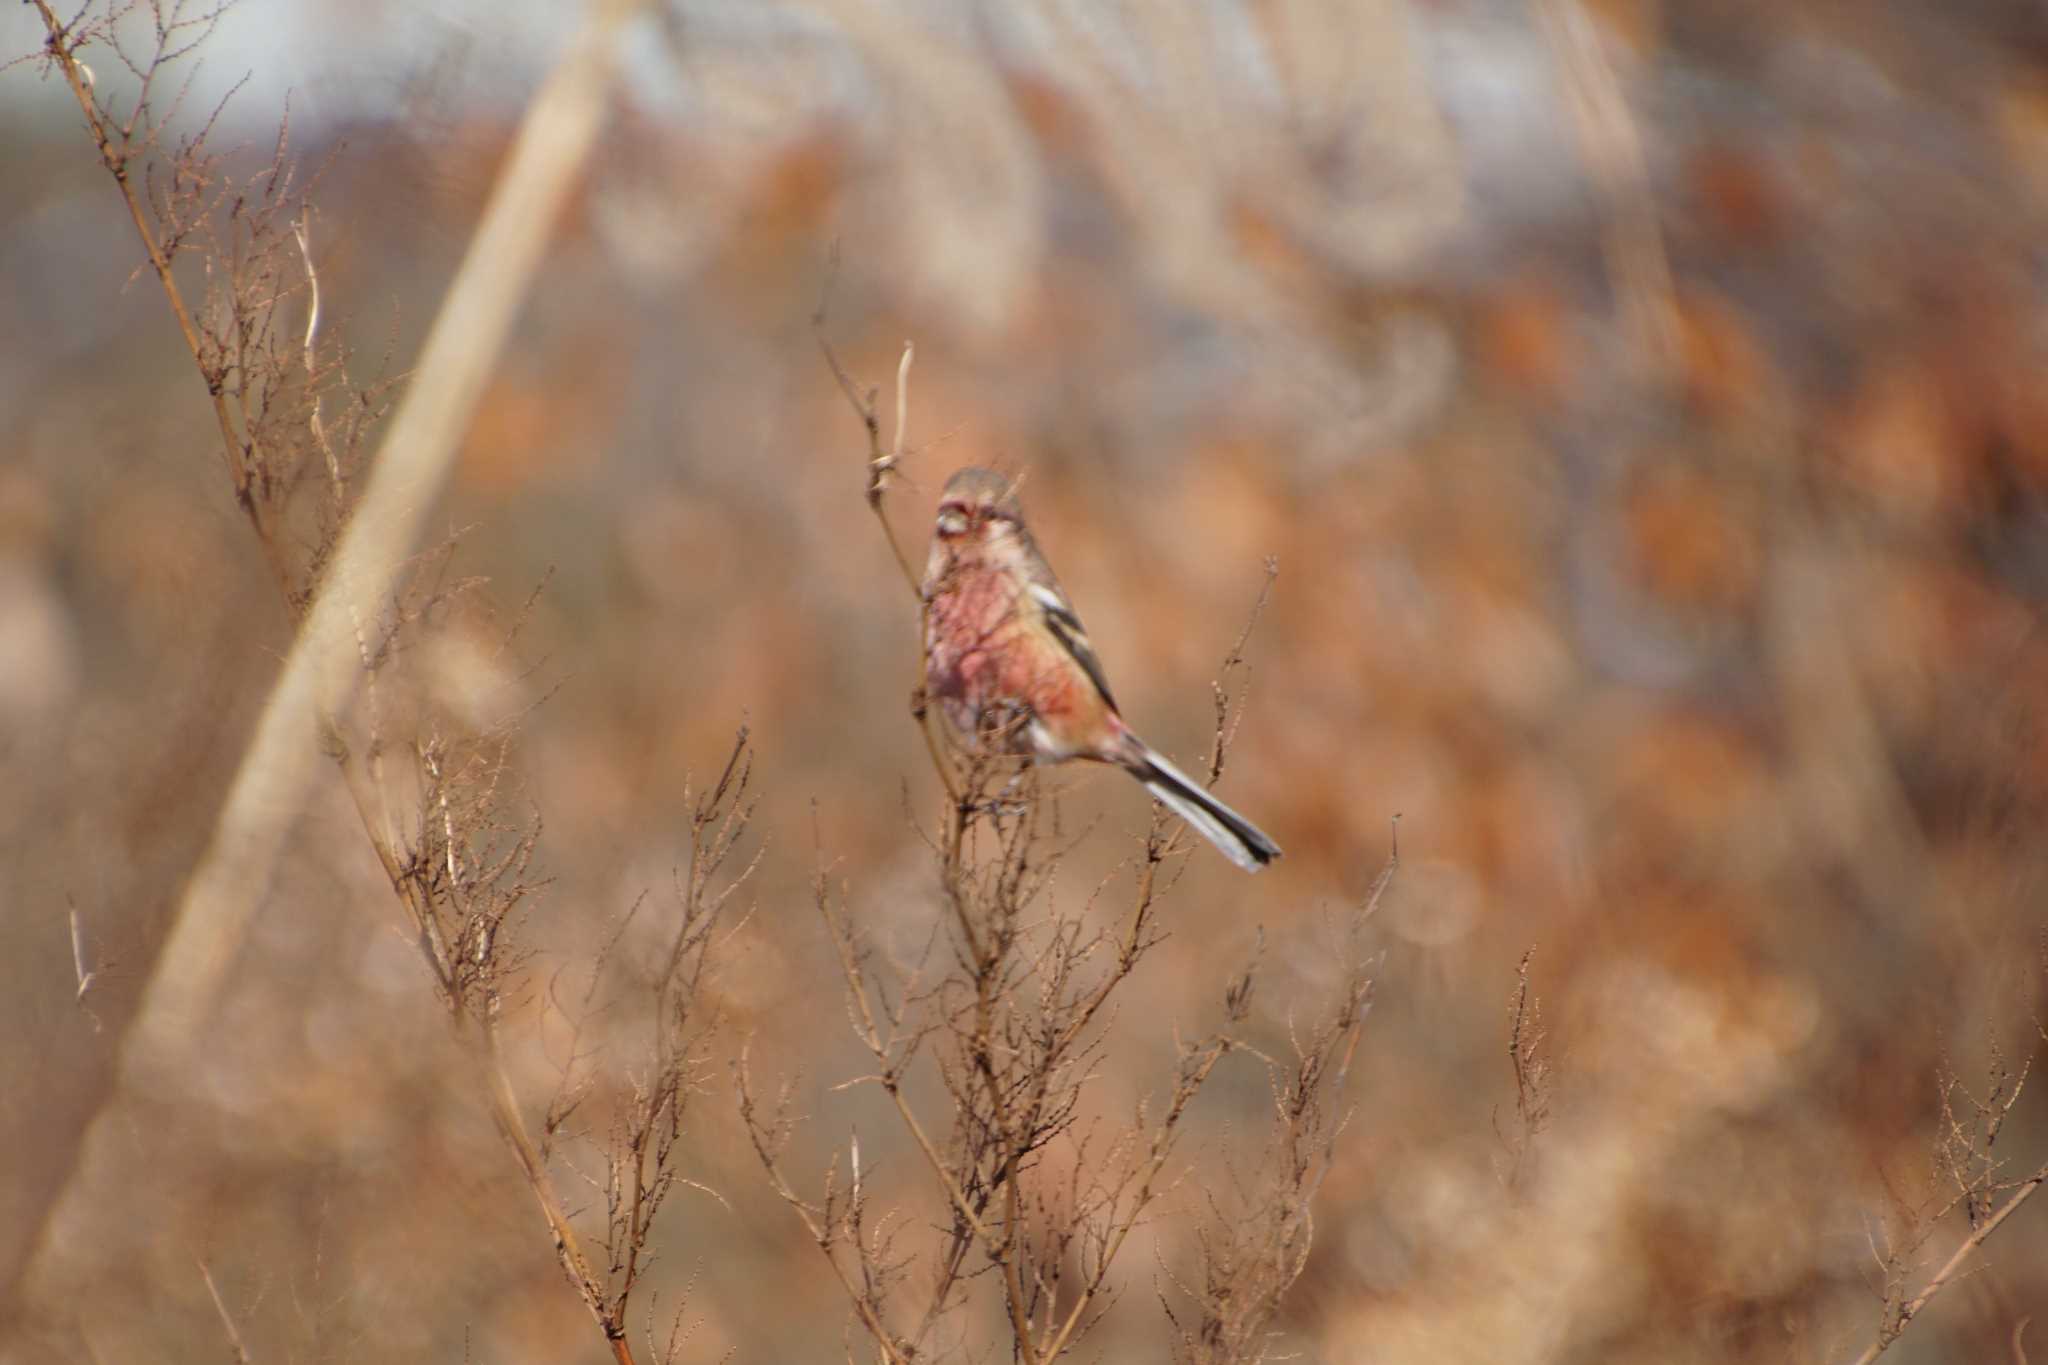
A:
[{"left": 1126, "top": 741, "right": 1282, "bottom": 872}]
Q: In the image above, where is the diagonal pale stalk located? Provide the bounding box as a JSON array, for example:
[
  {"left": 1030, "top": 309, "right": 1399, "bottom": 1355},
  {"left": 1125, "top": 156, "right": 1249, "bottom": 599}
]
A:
[
  {"left": 139, "top": 0, "right": 647, "bottom": 1061},
  {"left": 1848, "top": 1160, "right": 2048, "bottom": 1365},
  {"left": 20, "top": 0, "right": 650, "bottom": 1344}
]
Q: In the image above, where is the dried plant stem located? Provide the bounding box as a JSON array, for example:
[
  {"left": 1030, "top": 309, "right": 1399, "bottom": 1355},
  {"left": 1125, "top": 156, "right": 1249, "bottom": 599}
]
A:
[
  {"left": 819, "top": 335, "right": 921, "bottom": 596},
  {"left": 26, "top": 0, "right": 294, "bottom": 588},
  {"left": 478, "top": 1028, "right": 633, "bottom": 1365},
  {"left": 1534, "top": 0, "right": 1680, "bottom": 380},
  {"left": 1850, "top": 1161, "right": 2048, "bottom": 1365},
  {"left": 22, "top": 3, "right": 658, "bottom": 1359},
  {"left": 197, "top": 1259, "right": 253, "bottom": 1365},
  {"left": 822, "top": 876, "right": 1007, "bottom": 1270},
  {"left": 737, "top": 1057, "right": 911, "bottom": 1365},
  {"left": 67, "top": 901, "right": 102, "bottom": 1034},
  {"left": 133, "top": 0, "right": 650, "bottom": 1060},
  {"left": 38, "top": 0, "right": 649, "bottom": 1047},
  {"left": 1038, "top": 1047, "right": 1232, "bottom": 1363},
  {"left": 819, "top": 331, "right": 963, "bottom": 804},
  {"left": 368, "top": 741, "right": 640, "bottom": 1362}
]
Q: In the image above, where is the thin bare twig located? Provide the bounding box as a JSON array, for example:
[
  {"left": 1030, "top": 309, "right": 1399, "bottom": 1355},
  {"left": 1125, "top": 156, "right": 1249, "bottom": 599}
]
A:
[
  {"left": 817, "top": 326, "right": 961, "bottom": 805},
  {"left": 157, "top": 0, "right": 647, "bottom": 1052},
  {"left": 22, "top": 6, "right": 665, "bottom": 1362},
  {"left": 197, "top": 1259, "right": 253, "bottom": 1365},
  {"left": 1850, "top": 1161, "right": 2048, "bottom": 1365},
  {"left": 1494, "top": 943, "right": 1552, "bottom": 1191},
  {"left": 68, "top": 899, "right": 102, "bottom": 1034}
]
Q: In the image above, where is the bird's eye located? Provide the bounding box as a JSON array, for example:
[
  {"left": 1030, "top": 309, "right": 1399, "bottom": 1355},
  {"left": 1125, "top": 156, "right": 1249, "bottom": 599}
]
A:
[{"left": 936, "top": 506, "right": 970, "bottom": 536}]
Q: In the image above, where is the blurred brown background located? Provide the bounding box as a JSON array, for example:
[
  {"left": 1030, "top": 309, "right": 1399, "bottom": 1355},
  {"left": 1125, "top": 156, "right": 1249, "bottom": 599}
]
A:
[{"left": 4, "top": 0, "right": 2047, "bottom": 1360}]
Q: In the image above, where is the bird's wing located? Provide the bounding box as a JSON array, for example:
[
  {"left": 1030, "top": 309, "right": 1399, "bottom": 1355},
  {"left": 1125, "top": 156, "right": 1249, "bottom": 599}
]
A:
[{"left": 1027, "top": 580, "right": 1119, "bottom": 713}]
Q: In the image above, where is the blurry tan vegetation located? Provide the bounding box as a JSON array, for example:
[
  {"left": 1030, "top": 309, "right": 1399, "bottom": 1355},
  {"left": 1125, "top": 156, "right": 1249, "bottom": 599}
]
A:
[{"left": 3, "top": 0, "right": 2048, "bottom": 1362}]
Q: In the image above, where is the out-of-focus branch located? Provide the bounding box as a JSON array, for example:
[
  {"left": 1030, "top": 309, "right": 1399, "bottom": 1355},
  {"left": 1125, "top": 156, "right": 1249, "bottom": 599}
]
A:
[
  {"left": 1167, "top": 830, "right": 1391, "bottom": 1365},
  {"left": 67, "top": 900, "right": 102, "bottom": 1035},
  {"left": 21, "top": 2, "right": 654, "bottom": 1356},
  {"left": 1850, "top": 1161, "right": 2048, "bottom": 1365},
  {"left": 114, "top": 0, "right": 644, "bottom": 1060},
  {"left": 480, "top": 1026, "right": 627, "bottom": 1362},
  {"left": 1493, "top": 944, "right": 1552, "bottom": 1192},
  {"left": 1535, "top": 0, "right": 1681, "bottom": 382},
  {"left": 1859, "top": 1023, "right": 2047, "bottom": 1365},
  {"left": 196, "top": 1260, "right": 252, "bottom": 1365}
]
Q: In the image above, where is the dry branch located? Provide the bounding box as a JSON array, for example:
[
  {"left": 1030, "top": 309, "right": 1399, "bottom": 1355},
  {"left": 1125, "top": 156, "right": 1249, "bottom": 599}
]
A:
[
  {"left": 20, "top": 4, "right": 684, "bottom": 1361},
  {"left": 23, "top": 0, "right": 653, "bottom": 1068},
  {"left": 1852, "top": 1162, "right": 2048, "bottom": 1365}
]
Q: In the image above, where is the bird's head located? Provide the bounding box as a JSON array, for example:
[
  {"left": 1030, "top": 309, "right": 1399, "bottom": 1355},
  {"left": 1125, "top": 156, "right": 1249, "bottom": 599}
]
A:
[{"left": 933, "top": 467, "right": 1025, "bottom": 545}]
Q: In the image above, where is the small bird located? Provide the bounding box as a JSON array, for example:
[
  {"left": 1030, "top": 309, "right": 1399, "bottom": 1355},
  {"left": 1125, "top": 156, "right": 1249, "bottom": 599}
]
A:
[{"left": 921, "top": 467, "right": 1282, "bottom": 872}]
